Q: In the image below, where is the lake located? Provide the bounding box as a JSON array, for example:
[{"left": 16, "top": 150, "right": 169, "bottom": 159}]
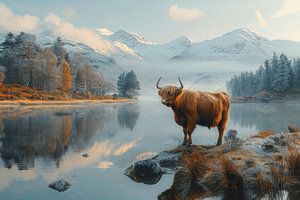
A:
[{"left": 0, "top": 99, "right": 300, "bottom": 200}]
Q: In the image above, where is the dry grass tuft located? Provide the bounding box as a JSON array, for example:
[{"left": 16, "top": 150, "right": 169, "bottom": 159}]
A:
[
  {"left": 288, "top": 125, "right": 300, "bottom": 133},
  {"left": 181, "top": 150, "right": 212, "bottom": 178},
  {"left": 286, "top": 146, "right": 300, "bottom": 178},
  {"left": 252, "top": 130, "right": 274, "bottom": 139},
  {"left": 221, "top": 158, "right": 245, "bottom": 199},
  {"left": 270, "top": 160, "right": 285, "bottom": 190},
  {"left": 256, "top": 171, "right": 273, "bottom": 196}
]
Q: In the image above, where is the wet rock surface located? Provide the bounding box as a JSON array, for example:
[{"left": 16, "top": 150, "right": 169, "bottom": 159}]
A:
[
  {"left": 82, "top": 153, "right": 89, "bottom": 158},
  {"left": 124, "top": 159, "right": 163, "bottom": 185},
  {"left": 48, "top": 179, "right": 71, "bottom": 192}
]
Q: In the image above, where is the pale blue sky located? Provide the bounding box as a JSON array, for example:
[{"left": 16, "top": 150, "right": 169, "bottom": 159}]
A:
[{"left": 1, "top": 0, "right": 300, "bottom": 42}]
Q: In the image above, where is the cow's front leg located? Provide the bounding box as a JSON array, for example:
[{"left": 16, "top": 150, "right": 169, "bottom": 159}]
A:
[{"left": 183, "top": 123, "right": 196, "bottom": 147}]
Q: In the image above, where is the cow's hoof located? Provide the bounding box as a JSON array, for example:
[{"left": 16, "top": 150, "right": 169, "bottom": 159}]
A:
[
  {"left": 216, "top": 141, "right": 222, "bottom": 146},
  {"left": 180, "top": 142, "right": 187, "bottom": 147},
  {"left": 185, "top": 143, "right": 192, "bottom": 147},
  {"left": 185, "top": 141, "right": 192, "bottom": 147}
]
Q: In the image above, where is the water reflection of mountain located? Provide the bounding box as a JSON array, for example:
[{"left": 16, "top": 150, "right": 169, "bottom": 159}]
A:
[
  {"left": 0, "top": 104, "right": 140, "bottom": 170},
  {"left": 230, "top": 102, "right": 300, "bottom": 132}
]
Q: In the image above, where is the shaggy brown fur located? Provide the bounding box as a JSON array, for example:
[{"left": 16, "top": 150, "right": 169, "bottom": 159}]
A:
[{"left": 157, "top": 79, "right": 230, "bottom": 146}]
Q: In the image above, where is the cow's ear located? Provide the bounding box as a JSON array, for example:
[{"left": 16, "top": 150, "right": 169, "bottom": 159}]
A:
[{"left": 176, "top": 88, "right": 182, "bottom": 96}]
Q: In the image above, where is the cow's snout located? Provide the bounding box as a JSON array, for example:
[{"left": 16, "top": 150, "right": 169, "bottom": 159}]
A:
[
  {"left": 161, "top": 99, "right": 170, "bottom": 107},
  {"left": 161, "top": 99, "right": 167, "bottom": 104}
]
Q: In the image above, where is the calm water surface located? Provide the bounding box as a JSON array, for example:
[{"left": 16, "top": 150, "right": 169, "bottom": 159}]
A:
[{"left": 0, "top": 100, "right": 300, "bottom": 200}]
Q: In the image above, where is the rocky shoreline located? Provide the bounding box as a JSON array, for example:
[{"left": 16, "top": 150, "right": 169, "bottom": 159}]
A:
[{"left": 125, "top": 127, "right": 300, "bottom": 200}]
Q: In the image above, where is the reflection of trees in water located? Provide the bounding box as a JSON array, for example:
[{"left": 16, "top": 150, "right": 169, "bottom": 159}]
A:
[
  {"left": 230, "top": 103, "right": 300, "bottom": 132},
  {"left": 71, "top": 107, "right": 113, "bottom": 151},
  {"left": 117, "top": 104, "right": 140, "bottom": 130},
  {"left": 0, "top": 115, "right": 71, "bottom": 170},
  {"left": 0, "top": 106, "right": 114, "bottom": 170}
]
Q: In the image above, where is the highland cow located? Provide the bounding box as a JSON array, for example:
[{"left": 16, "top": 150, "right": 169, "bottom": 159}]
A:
[{"left": 157, "top": 77, "right": 230, "bottom": 146}]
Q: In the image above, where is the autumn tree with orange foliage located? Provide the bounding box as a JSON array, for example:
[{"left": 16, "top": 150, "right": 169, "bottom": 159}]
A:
[{"left": 60, "top": 59, "right": 72, "bottom": 93}]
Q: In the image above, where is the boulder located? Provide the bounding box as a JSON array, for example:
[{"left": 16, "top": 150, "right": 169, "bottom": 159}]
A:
[
  {"left": 48, "top": 179, "right": 71, "bottom": 192},
  {"left": 124, "top": 159, "right": 163, "bottom": 185}
]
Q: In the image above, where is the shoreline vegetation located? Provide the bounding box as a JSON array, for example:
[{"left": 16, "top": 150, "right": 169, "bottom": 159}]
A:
[
  {"left": 125, "top": 126, "right": 300, "bottom": 200},
  {"left": 0, "top": 84, "right": 136, "bottom": 107},
  {"left": 231, "top": 91, "right": 300, "bottom": 103}
]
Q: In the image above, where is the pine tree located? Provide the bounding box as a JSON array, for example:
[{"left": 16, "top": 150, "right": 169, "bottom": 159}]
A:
[
  {"left": 264, "top": 59, "right": 272, "bottom": 91},
  {"left": 117, "top": 72, "right": 126, "bottom": 96},
  {"left": 124, "top": 70, "right": 140, "bottom": 98},
  {"left": 288, "top": 63, "right": 295, "bottom": 89},
  {"left": 270, "top": 53, "right": 279, "bottom": 90},
  {"left": 52, "top": 37, "right": 66, "bottom": 66},
  {"left": 272, "top": 54, "right": 290, "bottom": 92},
  {"left": 1, "top": 32, "right": 15, "bottom": 50},
  {"left": 294, "top": 58, "right": 300, "bottom": 89}
]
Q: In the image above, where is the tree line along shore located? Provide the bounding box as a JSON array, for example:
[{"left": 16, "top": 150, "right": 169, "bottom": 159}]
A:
[
  {"left": 0, "top": 32, "right": 141, "bottom": 102},
  {"left": 227, "top": 53, "right": 300, "bottom": 102}
]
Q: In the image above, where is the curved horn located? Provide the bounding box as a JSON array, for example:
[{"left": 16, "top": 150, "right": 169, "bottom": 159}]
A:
[
  {"left": 156, "top": 77, "right": 162, "bottom": 89},
  {"left": 178, "top": 77, "right": 183, "bottom": 89}
]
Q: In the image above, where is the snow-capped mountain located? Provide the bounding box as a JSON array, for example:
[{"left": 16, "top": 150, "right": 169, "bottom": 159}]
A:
[
  {"left": 109, "top": 29, "right": 193, "bottom": 60},
  {"left": 2, "top": 27, "right": 300, "bottom": 65},
  {"left": 109, "top": 29, "right": 155, "bottom": 48},
  {"left": 172, "top": 28, "right": 300, "bottom": 62},
  {"left": 172, "top": 28, "right": 275, "bottom": 62}
]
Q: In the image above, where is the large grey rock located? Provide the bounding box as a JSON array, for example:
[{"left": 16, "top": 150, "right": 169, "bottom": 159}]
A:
[{"left": 124, "top": 159, "right": 163, "bottom": 185}]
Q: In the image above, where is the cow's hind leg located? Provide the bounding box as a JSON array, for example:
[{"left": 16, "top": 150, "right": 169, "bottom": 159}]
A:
[
  {"left": 181, "top": 132, "right": 188, "bottom": 146},
  {"left": 216, "top": 111, "right": 229, "bottom": 146},
  {"left": 217, "top": 109, "right": 229, "bottom": 146},
  {"left": 217, "top": 124, "right": 225, "bottom": 146}
]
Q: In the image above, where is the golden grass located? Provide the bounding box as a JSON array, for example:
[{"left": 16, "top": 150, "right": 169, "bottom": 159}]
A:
[
  {"left": 256, "top": 171, "right": 273, "bottom": 196},
  {"left": 286, "top": 146, "right": 300, "bottom": 178},
  {"left": 0, "top": 84, "right": 134, "bottom": 106},
  {"left": 252, "top": 130, "right": 274, "bottom": 139},
  {"left": 221, "top": 158, "right": 244, "bottom": 198},
  {"left": 288, "top": 125, "right": 300, "bottom": 133},
  {"left": 181, "top": 150, "right": 212, "bottom": 178}
]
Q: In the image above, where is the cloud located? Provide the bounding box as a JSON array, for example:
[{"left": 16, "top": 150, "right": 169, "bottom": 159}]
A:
[
  {"left": 44, "top": 13, "right": 112, "bottom": 54},
  {"left": 0, "top": 3, "right": 39, "bottom": 32},
  {"left": 255, "top": 10, "right": 267, "bottom": 27},
  {"left": 168, "top": 4, "right": 203, "bottom": 21},
  {"left": 63, "top": 5, "right": 79, "bottom": 21},
  {"left": 271, "top": 0, "right": 300, "bottom": 19},
  {"left": 113, "top": 137, "right": 141, "bottom": 156},
  {"left": 96, "top": 161, "right": 114, "bottom": 169}
]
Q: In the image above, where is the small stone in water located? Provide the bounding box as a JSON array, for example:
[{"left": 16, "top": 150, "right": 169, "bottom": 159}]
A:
[
  {"left": 48, "top": 179, "right": 71, "bottom": 192},
  {"left": 82, "top": 153, "right": 89, "bottom": 158}
]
